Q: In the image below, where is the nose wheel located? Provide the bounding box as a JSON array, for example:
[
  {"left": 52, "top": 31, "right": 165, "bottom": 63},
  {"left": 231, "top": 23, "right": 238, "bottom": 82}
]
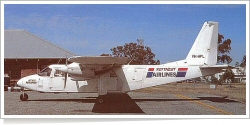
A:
[{"left": 20, "top": 93, "right": 28, "bottom": 101}]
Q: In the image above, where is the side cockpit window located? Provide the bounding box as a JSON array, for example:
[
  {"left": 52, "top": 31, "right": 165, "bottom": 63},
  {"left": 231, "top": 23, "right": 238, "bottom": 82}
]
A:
[{"left": 38, "top": 67, "right": 52, "bottom": 76}]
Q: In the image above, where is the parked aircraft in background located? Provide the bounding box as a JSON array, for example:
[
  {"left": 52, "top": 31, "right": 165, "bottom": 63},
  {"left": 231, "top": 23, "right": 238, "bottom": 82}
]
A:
[{"left": 17, "top": 21, "right": 231, "bottom": 103}]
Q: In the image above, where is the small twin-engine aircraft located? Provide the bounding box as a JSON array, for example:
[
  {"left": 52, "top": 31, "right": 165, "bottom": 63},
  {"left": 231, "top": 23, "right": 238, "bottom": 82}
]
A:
[{"left": 17, "top": 21, "right": 230, "bottom": 103}]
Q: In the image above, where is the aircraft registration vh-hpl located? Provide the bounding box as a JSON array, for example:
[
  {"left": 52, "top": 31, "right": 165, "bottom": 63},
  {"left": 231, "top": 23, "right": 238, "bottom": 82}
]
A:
[{"left": 17, "top": 21, "right": 231, "bottom": 103}]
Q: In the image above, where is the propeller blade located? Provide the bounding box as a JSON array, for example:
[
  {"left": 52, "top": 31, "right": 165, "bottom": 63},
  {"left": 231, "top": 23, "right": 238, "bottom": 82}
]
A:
[
  {"left": 64, "top": 56, "right": 68, "bottom": 89},
  {"left": 64, "top": 73, "right": 67, "bottom": 89}
]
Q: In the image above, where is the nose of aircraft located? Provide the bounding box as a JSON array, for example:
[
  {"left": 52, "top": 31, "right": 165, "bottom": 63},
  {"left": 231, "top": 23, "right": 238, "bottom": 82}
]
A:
[{"left": 17, "top": 78, "right": 23, "bottom": 87}]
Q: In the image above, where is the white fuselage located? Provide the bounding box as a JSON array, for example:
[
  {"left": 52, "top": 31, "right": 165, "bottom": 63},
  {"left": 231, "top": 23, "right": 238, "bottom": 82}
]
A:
[{"left": 17, "top": 61, "right": 216, "bottom": 94}]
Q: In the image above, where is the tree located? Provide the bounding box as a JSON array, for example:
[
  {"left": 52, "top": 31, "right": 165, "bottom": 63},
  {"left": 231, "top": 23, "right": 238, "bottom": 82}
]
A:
[
  {"left": 217, "top": 34, "right": 232, "bottom": 64},
  {"left": 220, "top": 68, "right": 234, "bottom": 85},
  {"left": 235, "top": 62, "right": 240, "bottom": 67},
  {"left": 110, "top": 42, "right": 160, "bottom": 65},
  {"left": 100, "top": 53, "right": 112, "bottom": 57},
  {"left": 240, "top": 55, "right": 246, "bottom": 67}
]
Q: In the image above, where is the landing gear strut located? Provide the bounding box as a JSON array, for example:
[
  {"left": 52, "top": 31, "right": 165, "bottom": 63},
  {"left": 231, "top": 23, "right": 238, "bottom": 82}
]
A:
[
  {"left": 20, "top": 91, "right": 28, "bottom": 101},
  {"left": 98, "top": 75, "right": 108, "bottom": 104}
]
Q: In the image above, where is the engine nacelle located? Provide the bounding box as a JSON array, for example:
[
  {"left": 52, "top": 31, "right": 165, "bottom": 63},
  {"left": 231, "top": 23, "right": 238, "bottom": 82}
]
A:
[{"left": 58, "top": 62, "right": 96, "bottom": 80}]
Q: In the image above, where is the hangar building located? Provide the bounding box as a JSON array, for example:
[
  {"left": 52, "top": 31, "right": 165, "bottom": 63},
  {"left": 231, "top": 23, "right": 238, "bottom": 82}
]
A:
[{"left": 4, "top": 30, "right": 75, "bottom": 86}]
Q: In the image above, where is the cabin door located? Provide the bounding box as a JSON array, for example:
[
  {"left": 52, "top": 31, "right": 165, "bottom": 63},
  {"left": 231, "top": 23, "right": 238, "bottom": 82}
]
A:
[{"left": 50, "top": 70, "right": 65, "bottom": 91}]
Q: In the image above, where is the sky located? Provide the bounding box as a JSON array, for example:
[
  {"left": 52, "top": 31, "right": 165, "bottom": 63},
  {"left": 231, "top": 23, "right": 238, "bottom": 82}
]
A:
[{"left": 2, "top": 1, "right": 248, "bottom": 65}]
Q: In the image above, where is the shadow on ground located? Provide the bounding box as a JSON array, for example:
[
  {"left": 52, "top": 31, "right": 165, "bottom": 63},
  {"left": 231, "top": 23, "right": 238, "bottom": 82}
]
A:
[
  {"left": 197, "top": 96, "right": 238, "bottom": 103},
  {"left": 92, "top": 93, "right": 145, "bottom": 113}
]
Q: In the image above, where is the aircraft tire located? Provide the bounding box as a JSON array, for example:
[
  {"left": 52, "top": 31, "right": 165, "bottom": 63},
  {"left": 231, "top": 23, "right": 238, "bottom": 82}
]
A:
[
  {"left": 20, "top": 93, "right": 28, "bottom": 101},
  {"left": 97, "top": 95, "right": 106, "bottom": 104},
  {"left": 98, "top": 98, "right": 104, "bottom": 104}
]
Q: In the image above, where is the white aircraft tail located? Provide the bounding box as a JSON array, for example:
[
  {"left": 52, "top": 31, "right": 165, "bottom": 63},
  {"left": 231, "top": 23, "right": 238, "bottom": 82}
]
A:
[{"left": 186, "top": 21, "right": 218, "bottom": 66}]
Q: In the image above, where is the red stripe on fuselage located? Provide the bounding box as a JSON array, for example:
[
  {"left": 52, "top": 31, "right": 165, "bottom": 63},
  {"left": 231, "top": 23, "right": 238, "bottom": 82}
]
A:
[
  {"left": 178, "top": 68, "right": 188, "bottom": 71},
  {"left": 148, "top": 68, "right": 154, "bottom": 71}
]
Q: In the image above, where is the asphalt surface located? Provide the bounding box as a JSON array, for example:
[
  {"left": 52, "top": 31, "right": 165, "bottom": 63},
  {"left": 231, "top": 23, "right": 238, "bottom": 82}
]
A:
[{"left": 3, "top": 90, "right": 246, "bottom": 117}]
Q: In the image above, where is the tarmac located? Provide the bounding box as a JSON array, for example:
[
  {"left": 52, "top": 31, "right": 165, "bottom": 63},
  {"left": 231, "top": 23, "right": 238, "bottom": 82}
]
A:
[{"left": 3, "top": 89, "right": 246, "bottom": 118}]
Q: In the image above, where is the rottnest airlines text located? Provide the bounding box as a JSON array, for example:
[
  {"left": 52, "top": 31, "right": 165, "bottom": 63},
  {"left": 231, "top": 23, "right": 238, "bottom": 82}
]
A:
[
  {"left": 156, "top": 68, "right": 176, "bottom": 71},
  {"left": 146, "top": 67, "right": 188, "bottom": 78},
  {"left": 152, "top": 72, "right": 177, "bottom": 77}
]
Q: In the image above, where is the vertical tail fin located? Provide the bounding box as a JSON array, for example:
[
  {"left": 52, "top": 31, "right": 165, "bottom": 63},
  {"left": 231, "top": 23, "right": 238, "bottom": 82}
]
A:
[{"left": 186, "top": 21, "right": 218, "bottom": 66}]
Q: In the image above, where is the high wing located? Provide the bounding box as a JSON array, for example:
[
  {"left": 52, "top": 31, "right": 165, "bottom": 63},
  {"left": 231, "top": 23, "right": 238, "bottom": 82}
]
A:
[
  {"left": 58, "top": 56, "right": 129, "bottom": 81},
  {"left": 69, "top": 56, "right": 128, "bottom": 76},
  {"left": 68, "top": 56, "right": 128, "bottom": 65}
]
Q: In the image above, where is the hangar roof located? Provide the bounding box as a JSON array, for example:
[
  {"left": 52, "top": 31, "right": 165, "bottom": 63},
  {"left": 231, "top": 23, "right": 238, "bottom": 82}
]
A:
[{"left": 4, "top": 30, "right": 75, "bottom": 59}]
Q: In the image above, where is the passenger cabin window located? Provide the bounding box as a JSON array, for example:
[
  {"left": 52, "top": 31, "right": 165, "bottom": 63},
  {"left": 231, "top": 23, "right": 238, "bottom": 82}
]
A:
[
  {"left": 38, "top": 67, "right": 52, "bottom": 76},
  {"left": 54, "top": 70, "right": 65, "bottom": 77}
]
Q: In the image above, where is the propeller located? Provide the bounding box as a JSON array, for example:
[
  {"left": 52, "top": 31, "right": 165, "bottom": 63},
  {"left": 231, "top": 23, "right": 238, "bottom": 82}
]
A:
[{"left": 64, "top": 57, "right": 68, "bottom": 89}]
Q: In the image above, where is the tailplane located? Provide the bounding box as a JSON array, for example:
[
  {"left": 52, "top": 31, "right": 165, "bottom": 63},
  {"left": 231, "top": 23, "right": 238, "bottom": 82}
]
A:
[{"left": 186, "top": 21, "right": 218, "bottom": 66}]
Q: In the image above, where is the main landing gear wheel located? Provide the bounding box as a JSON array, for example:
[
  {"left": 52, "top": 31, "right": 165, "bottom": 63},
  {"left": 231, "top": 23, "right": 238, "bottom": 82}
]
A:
[
  {"left": 98, "top": 95, "right": 107, "bottom": 104},
  {"left": 98, "top": 98, "right": 104, "bottom": 104},
  {"left": 20, "top": 93, "right": 28, "bottom": 101}
]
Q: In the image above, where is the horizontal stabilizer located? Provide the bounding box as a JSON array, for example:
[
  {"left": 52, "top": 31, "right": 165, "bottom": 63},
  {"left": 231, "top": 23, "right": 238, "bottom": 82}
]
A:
[
  {"left": 200, "top": 64, "right": 234, "bottom": 69},
  {"left": 200, "top": 64, "right": 234, "bottom": 76}
]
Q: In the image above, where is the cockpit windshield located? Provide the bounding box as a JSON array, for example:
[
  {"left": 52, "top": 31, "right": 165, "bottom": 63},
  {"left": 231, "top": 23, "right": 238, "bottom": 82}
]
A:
[{"left": 38, "top": 67, "right": 52, "bottom": 76}]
